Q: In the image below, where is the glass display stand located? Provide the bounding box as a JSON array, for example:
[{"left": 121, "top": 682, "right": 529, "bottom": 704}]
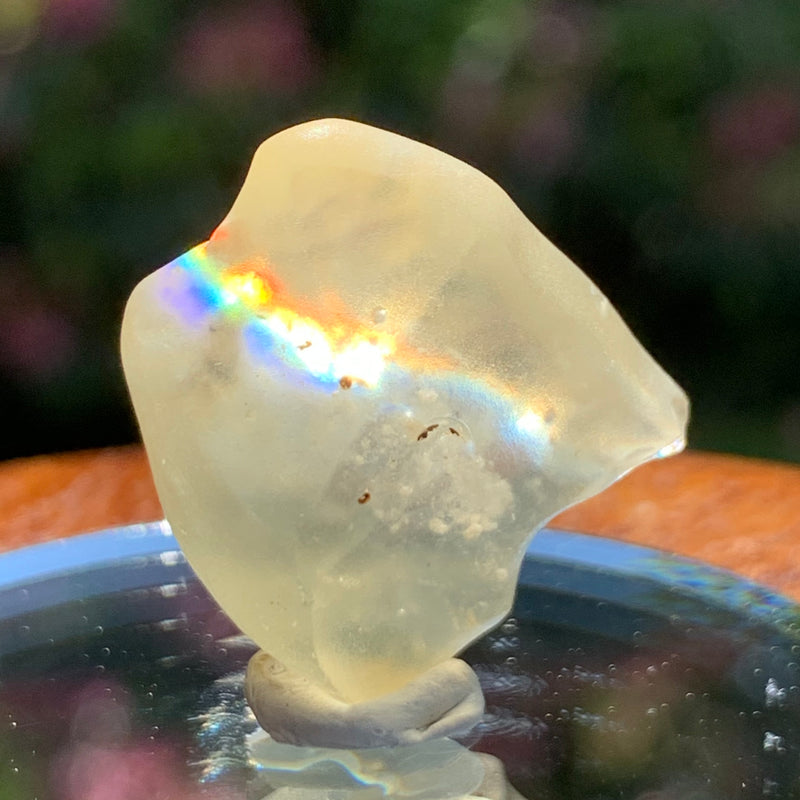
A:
[{"left": 2, "top": 522, "right": 799, "bottom": 799}]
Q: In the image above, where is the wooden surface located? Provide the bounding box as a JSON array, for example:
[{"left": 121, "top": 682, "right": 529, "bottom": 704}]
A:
[{"left": 1, "top": 446, "right": 799, "bottom": 600}]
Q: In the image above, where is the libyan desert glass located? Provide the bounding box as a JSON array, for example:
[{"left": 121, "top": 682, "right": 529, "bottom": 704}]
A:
[{"left": 121, "top": 118, "right": 688, "bottom": 703}]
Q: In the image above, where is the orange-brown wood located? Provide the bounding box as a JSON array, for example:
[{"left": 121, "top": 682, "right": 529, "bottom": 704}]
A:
[
  {"left": 0, "top": 446, "right": 162, "bottom": 553},
  {"left": 555, "top": 451, "right": 800, "bottom": 599},
  {"left": 1, "top": 447, "right": 799, "bottom": 600}
]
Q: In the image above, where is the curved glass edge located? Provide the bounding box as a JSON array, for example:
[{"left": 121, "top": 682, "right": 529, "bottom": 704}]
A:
[
  {"left": 0, "top": 520, "right": 177, "bottom": 586},
  {"left": 0, "top": 521, "right": 797, "bottom": 625}
]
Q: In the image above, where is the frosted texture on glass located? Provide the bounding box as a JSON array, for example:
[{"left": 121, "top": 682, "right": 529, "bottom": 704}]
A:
[{"left": 121, "top": 119, "right": 688, "bottom": 703}]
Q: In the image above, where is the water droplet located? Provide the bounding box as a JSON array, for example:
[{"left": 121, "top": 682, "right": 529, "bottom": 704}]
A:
[
  {"left": 765, "top": 677, "right": 787, "bottom": 708},
  {"left": 646, "top": 707, "right": 658, "bottom": 717},
  {"left": 489, "top": 635, "right": 520, "bottom": 655},
  {"left": 94, "top": 626, "right": 104, "bottom": 635},
  {"left": 100, "top": 647, "right": 111, "bottom": 657},
  {"left": 501, "top": 618, "right": 518, "bottom": 634},
  {"left": 505, "top": 657, "right": 518, "bottom": 667},
  {"left": 763, "top": 731, "right": 785, "bottom": 754},
  {"left": 8, "top": 721, "right": 16, "bottom": 730},
  {"left": 372, "top": 307, "right": 387, "bottom": 324}
]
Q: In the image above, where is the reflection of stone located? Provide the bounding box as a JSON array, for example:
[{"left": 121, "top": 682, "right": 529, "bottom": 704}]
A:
[
  {"left": 122, "top": 119, "right": 688, "bottom": 710},
  {"left": 247, "top": 732, "right": 524, "bottom": 800}
]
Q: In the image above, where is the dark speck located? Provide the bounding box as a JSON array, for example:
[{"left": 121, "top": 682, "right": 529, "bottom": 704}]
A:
[
  {"left": 358, "top": 492, "right": 371, "bottom": 504},
  {"left": 417, "top": 424, "right": 439, "bottom": 441},
  {"left": 339, "top": 376, "right": 353, "bottom": 389}
]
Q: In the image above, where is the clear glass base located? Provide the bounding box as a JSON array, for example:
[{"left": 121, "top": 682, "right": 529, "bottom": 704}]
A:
[{"left": 1, "top": 523, "right": 799, "bottom": 799}]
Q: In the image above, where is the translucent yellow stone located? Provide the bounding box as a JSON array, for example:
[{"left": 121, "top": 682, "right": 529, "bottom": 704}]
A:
[{"left": 121, "top": 119, "right": 688, "bottom": 704}]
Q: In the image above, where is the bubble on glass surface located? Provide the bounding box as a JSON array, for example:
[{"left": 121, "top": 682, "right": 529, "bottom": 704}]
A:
[
  {"left": 762, "top": 731, "right": 786, "bottom": 754},
  {"left": 765, "top": 677, "right": 788, "bottom": 709},
  {"left": 372, "top": 307, "right": 388, "bottom": 325},
  {"left": 500, "top": 618, "right": 519, "bottom": 635}
]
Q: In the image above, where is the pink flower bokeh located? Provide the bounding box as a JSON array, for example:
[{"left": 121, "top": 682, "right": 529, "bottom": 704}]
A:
[
  {"left": 0, "top": 266, "right": 77, "bottom": 380},
  {"left": 42, "top": 0, "right": 120, "bottom": 44},
  {"left": 513, "top": 97, "right": 583, "bottom": 177},
  {"left": 49, "top": 679, "right": 241, "bottom": 800},
  {"left": 708, "top": 83, "right": 800, "bottom": 163},
  {"left": 173, "top": 1, "right": 317, "bottom": 95}
]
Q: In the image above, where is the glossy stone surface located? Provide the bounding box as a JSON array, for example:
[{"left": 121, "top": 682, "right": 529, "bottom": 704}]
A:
[{"left": 121, "top": 119, "right": 688, "bottom": 703}]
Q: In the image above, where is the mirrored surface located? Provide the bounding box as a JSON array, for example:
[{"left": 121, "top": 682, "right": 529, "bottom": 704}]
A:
[{"left": 1, "top": 524, "right": 799, "bottom": 799}]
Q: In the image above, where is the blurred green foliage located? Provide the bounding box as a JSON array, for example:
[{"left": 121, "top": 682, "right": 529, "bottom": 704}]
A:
[{"left": 0, "top": 0, "right": 798, "bottom": 461}]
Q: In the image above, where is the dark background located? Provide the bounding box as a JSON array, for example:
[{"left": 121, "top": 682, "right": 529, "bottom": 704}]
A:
[{"left": 1, "top": 0, "right": 798, "bottom": 463}]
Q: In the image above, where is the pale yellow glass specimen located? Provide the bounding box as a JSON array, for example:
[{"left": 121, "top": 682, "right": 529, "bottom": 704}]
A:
[{"left": 121, "top": 118, "right": 688, "bottom": 704}]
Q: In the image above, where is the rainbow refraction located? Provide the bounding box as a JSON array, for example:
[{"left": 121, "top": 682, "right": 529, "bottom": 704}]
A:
[
  {"left": 159, "top": 242, "right": 555, "bottom": 459},
  {"left": 161, "top": 243, "right": 396, "bottom": 390}
]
